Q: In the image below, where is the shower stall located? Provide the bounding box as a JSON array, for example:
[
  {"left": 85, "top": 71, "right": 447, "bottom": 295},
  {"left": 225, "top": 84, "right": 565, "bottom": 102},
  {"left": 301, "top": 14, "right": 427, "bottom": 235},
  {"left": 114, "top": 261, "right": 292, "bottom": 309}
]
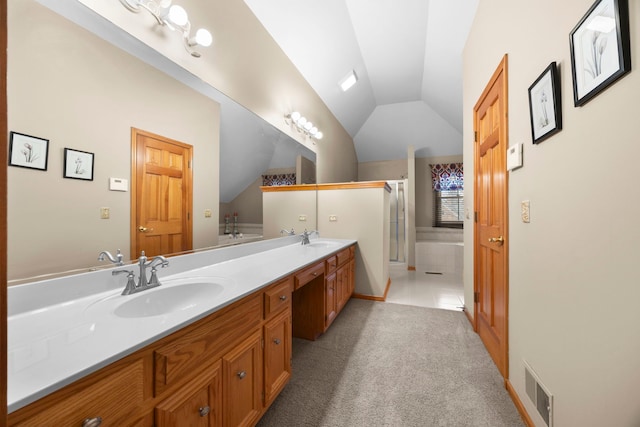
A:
[{"left": 388, "top": 180, "right": 408, "bottom": 263}]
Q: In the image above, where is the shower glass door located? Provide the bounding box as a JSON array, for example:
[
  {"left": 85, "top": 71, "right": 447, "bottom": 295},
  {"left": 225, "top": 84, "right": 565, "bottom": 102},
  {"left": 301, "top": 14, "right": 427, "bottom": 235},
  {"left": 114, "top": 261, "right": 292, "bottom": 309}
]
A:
[{"left": 388, "top": 180, "right": 407, "bottom": 262}]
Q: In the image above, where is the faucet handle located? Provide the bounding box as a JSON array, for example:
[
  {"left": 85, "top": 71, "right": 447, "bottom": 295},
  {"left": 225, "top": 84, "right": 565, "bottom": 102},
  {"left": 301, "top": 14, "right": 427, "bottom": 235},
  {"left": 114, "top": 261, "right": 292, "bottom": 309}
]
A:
[{"left": 113, "top": 269, "right": 137, "bottom": 295}]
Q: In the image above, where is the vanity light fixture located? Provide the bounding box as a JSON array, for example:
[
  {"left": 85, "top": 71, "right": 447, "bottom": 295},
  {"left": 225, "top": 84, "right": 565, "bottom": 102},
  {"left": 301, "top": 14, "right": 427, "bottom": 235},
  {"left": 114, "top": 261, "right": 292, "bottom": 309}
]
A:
[
  {"left": 284, "top": 111, "right": 323, "bottom": 141},
  {"left": 118, "top": 0, "right": 213, "bottom": 58},
  {"left": 339, "top": 70, "right": 358, "bottom": 92}
]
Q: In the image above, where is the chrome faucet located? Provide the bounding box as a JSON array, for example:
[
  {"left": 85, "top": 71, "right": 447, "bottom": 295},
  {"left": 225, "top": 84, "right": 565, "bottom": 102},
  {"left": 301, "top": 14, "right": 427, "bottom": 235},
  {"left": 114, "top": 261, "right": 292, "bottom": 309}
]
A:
[
  {"left": 113, "top": 251, "right": 169, "bottom": 295},
  {"left": 281, "top": 228, "right": 295, "bottom": 236},
  {"left": 300, "top": 229, "right": 319, "bottom": 245},
  {"left": 98, "top": 249, "right": 124, "bottom": 266}
]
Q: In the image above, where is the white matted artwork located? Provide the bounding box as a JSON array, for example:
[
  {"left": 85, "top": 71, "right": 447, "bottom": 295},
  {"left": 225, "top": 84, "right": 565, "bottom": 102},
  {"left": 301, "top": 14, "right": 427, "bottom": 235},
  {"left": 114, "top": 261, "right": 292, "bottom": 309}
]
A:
[
  {"left": 8, "top": 131, "right": 49, "bottom": 171},
  {"left": 64, "top": 148, "right": 95, "bottom": 181},
  {"left": 570, "top": 0, "right": 630, "bottom": 106},
  {"left": 528, "top": 62, "right": 562, "bottom": 144}
]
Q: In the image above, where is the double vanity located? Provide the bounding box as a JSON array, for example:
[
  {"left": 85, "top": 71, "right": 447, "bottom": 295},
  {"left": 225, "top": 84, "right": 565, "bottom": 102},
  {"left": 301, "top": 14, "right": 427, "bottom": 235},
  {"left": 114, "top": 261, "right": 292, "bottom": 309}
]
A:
[{"left": 8, "top": 236, "right": 356, "bottom": 426}]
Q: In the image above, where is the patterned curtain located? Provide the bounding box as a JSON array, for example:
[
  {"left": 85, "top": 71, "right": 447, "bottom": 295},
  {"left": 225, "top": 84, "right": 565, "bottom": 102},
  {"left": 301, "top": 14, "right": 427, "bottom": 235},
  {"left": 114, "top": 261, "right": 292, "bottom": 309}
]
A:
[
  {"left": 430, "top": 163, "right": 463, "bottom": 191},
  {"left": 262, "top": 173, "right": 296, "bottom": 186}
]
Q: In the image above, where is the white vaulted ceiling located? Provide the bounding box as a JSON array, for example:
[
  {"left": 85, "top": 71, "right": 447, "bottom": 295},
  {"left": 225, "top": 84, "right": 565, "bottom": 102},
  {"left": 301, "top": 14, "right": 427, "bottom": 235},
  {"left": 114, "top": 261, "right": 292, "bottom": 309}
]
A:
[{"left": 244, "top": 0, "right": 479, "bottom": 161}]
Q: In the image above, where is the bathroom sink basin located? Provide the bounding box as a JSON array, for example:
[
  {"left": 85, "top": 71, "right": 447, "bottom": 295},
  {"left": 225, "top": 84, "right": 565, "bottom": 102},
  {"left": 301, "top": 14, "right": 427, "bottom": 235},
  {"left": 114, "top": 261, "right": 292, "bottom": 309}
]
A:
[
  {"left": 304, "top": 240, "right": 341, "bottom": 249},
  {"left": 114, "top": 282, "right": 225, "bottom": 318}
]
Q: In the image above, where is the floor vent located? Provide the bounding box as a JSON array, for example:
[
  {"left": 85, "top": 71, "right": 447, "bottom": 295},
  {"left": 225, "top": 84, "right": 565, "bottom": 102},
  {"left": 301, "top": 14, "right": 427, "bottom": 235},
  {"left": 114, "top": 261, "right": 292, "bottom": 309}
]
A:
[
  {"left": 424, "top": 271, "right": 443, "bottom": 275},
  {"left": 524, "top": 360, "right": 553, "bottom": 426}
]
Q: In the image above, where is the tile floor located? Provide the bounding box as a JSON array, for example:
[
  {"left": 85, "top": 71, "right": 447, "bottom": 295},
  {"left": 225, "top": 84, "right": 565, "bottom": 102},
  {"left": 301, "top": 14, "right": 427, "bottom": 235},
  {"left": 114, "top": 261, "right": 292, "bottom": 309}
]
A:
[{"left": 385, "top": 262, "right": 465, "bottom": 311}]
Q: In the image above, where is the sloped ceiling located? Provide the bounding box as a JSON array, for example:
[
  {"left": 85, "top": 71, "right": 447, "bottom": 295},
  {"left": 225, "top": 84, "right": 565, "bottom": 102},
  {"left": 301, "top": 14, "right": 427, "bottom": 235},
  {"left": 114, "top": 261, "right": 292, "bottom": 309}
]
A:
[{"left": 244, "top": 0, "right": 479, "bottom": 162}]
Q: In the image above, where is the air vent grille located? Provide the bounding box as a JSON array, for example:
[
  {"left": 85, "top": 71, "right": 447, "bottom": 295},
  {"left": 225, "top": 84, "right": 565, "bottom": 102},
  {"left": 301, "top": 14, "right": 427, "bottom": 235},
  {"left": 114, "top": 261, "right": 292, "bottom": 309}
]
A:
[{"left": 523, "top": 360, "right": 553, "bottom": 427}]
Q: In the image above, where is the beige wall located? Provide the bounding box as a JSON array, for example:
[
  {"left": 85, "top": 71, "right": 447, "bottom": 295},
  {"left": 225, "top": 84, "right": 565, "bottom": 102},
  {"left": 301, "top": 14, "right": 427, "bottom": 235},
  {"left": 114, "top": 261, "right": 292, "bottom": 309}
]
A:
[
  {"left": 358, "top": 154, "right": 463, "bottom": 228},
  {"left": 317, "top": 186, "right": 390, "bottom": 297},
  {"left": 464, "top": 1, "right": 640, "bottom": 426},
  {"left": 75, "top": 0, "right": 358, "bottom": 185},
  {"left": 262, "top": 189, "right": 317, "bottom": 239},
  {"left": 8, "top": 0, "right": 219, "bottom": 280}
]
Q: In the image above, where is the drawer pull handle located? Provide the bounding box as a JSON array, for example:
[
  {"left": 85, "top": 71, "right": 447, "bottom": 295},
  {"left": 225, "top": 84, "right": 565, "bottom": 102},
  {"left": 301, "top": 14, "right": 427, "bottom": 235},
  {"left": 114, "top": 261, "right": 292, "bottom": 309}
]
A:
[
  {"left": 279, "top": 295, "right": 287, "bottom": 301},
  {"left": 237, "top": 370, "right": 247, "bottom": 380},
  {"left": 82, "top": 417, "right": 103, "bottom": 427},
  {"left": 273, "top": 338, "right": 281, "bottom": 345},
  {"left": 199, "top": 406, "right": 211, "bottom": 417},
  {"left": 312, "top": 272, "right": 318, "bottom": 276}
]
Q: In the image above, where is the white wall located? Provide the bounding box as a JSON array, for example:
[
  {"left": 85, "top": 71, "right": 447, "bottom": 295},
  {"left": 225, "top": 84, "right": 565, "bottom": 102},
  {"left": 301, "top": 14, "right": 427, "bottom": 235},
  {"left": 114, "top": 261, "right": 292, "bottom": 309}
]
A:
[
  {"left": 464, "top": 1, "right": 640, "bottom": 426},
  {"left": 262, "top": 188, "right": 317, "bottom": 239}
]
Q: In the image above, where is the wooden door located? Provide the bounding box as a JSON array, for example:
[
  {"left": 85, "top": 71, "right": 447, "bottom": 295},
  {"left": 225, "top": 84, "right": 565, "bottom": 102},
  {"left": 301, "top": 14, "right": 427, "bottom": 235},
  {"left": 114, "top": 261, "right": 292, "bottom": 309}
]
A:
[
  {"left": 131, "top": 128, "right": 192, "bottom": 259},
  {"left": 473, "top": 55, "right": 509, "bottom": 379},
  {"left": 222, "top": 331, "right": 262, "bottom": 427}
]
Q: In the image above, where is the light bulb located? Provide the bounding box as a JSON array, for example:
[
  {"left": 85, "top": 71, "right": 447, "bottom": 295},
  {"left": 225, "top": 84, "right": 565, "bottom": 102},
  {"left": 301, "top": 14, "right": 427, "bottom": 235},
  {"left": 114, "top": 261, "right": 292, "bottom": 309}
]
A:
[
  {"left": 310, "top": 127, "right": 318, "bottom": 135},
  {"left": 158, "top": 0, "right": 172, "bottom": 8},
  {"left": 168, "top": 5, "right": 188, "bottom": 26},
  {"left": 195, "top": 29, "right": 213, "bottom": 47},
  {"left": 291, "top": 111, "right": 301, "bottom": 122},
  {"left": 304, "top": 122, "right": 313, "bottom": 131},
  {"left": 298, "top": 117, "right": 307, "bottom": 127},
  {"left": 315, "top": 132, "right": 323, "bottom": 140}
]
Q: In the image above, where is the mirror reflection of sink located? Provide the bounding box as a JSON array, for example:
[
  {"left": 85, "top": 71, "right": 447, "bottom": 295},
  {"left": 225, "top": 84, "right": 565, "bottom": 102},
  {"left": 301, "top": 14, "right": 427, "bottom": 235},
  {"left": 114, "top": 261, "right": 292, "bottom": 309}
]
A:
[{"left": 114, "top": 282, "right": 225, "bottom": 318}]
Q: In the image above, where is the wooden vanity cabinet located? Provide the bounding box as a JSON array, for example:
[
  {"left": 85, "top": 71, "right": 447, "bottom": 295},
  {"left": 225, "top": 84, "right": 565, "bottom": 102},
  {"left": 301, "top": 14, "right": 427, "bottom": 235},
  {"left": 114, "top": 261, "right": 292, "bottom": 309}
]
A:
[
  {"left": 8, "top": 354, "right": 152, "bottom": 427},
  {"left": 8, "top": 244, "right": 354, "bottom": 427}
]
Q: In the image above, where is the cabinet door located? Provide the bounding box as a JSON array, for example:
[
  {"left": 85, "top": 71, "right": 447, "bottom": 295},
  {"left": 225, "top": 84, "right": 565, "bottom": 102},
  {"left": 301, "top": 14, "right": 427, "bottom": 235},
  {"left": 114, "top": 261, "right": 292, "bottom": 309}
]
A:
[
  {"left": 336, "top": 264, "right": 350, "bottom": 313},
  {"left": 325, "top": 272, "right": 337, "bottom": 329},
  {"left": 349, "top": 258, "right": 355, "bottom": 295},
  {"left": 264, "top": 309, "right": 291, "bottom": 405},
  {"left": 155, "top": 360, "right": 222, "bottom": 427},
  {"left": 223, "top": 331, "right": 263, "bottom": 427}
]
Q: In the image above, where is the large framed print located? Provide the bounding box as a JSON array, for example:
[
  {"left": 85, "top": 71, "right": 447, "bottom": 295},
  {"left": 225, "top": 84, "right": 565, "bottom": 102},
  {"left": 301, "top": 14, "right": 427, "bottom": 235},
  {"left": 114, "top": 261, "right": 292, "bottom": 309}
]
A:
[
  {"left": 570, "top": 0, "right": 630, "bottom": 106},
  {"left": 528, "top": 62, "right": 562, "bottom": 144}
]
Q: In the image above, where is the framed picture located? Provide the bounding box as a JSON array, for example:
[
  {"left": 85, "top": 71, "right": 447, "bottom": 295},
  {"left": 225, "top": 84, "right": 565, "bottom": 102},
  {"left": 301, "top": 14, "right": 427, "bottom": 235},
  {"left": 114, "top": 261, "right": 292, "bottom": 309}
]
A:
[
  {"left": 8, "top": 131, "right": 49, "bottom": 171},
  {"left": 570, "top": 0, "right": 630, "bottom": 106},
  {"left": 63, "top": 148, "right": 95, "bottom": 181},
  {"left": 528, "top": 62, "right": 562, "bottom": 144}
]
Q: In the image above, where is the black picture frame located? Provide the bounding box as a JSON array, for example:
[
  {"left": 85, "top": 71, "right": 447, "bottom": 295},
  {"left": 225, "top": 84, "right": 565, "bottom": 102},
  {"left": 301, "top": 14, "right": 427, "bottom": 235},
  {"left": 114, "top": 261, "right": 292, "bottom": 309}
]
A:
[
  {"left": 8, "top": 131, "right": 49, "bottom": 171},
  {"left": 569, "top": 0, "right": 631, "bottom": 107},
  {"left": 63, "top": 148, "right": 95, "bottom": 181},
  {"left": 528, "top": 62, "right": 562, "bottom": 144}
]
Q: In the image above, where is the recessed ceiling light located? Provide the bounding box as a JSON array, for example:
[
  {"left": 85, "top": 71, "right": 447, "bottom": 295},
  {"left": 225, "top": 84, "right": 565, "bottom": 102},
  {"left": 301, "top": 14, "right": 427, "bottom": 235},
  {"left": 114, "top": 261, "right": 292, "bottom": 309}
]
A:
[{"left": 339, "top": 70, "right": 358, "bottom": 92}]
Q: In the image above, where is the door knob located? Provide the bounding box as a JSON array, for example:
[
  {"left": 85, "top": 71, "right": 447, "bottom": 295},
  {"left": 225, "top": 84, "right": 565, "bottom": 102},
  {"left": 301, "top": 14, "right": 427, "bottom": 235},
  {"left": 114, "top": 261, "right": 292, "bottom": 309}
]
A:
[
  {"left": 138, "top": 226, "right": 153, "bottom": 233},
  {"left": 488, "top": 235, "right": 504, "bottom": 245}
]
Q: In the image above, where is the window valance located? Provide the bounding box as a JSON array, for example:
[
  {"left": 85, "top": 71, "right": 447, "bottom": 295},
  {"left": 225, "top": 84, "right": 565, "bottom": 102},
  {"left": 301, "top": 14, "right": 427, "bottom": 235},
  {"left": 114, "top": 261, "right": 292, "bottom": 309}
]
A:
[
  {"left": 262, "top": 173, "right": 296, "bottom": 186},
  {"left": 430, "top": 163, "right": 463, "bottom": 191}
]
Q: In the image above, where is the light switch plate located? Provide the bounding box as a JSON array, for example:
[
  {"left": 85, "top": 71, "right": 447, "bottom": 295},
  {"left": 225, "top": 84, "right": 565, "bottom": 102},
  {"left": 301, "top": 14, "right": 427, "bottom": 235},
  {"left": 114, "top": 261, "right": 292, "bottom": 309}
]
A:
[
  {"left": 100, "top": 207, "right": 110, "bottom": 219},
  {"left": 329, "top": 215, "right": 338, "bottom": 222},
  {"left": 298, "top": 215, "right": 307, "bottom": 221},
  {"left": 204, "top": 209, "right": 212, "bottom": 218}
]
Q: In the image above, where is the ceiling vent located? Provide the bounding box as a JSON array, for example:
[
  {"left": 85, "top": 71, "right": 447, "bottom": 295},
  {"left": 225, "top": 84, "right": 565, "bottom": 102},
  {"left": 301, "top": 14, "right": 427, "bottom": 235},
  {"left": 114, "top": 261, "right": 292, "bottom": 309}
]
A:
[{"left": 524, "top": 360, "right": 553, "bottom": 427}]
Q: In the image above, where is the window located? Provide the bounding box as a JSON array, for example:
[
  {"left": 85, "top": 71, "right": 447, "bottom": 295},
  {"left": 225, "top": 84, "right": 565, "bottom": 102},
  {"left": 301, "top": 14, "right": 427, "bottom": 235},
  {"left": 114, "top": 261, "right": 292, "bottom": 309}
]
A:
[
  {"left": 430, "top": 163, "right": 464, "bottom": 229},
  {"left": 435, "top": 189, "right": 464, "bottom": 228}
]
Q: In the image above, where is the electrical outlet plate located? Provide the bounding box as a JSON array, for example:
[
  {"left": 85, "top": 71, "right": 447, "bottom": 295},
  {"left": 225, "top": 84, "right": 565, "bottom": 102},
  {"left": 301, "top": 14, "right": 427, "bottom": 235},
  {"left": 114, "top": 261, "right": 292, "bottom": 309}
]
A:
[
  {"left": 521, "top": 200, "right": 530, "bottom": 223},
  {"left": 298, "top": 215, "right": 307, "bottom": 221},
  {"left": 100, "top": 207, "right": 110, "bottom": 219}
]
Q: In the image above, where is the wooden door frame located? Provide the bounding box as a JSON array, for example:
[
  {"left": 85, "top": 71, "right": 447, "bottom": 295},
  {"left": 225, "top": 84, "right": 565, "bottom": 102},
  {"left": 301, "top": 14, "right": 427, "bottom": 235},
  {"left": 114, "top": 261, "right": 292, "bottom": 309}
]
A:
[
  {"left": 130, "top": 127, "right": 193, "bottom": 259},
  {"left": 1, "top": 0, "right": 8, "bottom": 423},
  {"left": 473, "top": 54, "right": 509, "bottom": 378}
]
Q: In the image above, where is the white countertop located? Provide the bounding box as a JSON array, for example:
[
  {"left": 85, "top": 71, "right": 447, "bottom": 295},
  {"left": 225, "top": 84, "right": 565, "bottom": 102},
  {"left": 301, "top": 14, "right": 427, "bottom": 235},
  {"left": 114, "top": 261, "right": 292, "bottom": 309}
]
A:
[{"left": 8, "top": 237, "right": 355, "bottom": 413}]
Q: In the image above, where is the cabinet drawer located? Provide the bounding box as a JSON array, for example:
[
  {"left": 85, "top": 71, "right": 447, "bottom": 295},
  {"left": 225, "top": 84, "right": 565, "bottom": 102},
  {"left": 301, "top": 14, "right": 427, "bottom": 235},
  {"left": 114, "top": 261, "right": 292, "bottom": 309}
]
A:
[
  {"left": 154, "top": 294, "right": 262, "bottom": 396},
  {"left": 294, "top": 262, "right": 324, "bottom": 290},
  {"left": 155, "top": 360, "right": 221, "bottom": 427},
  {"left": 336, "top": 248, "right": 351, "bottom": 267},
  {"left": 9, "top": 357, "right": 148, "bottom": 427},
  {"left": 325, "top": 255, "right": 338, "bottom": 274},
  {"left": 264, "top": 277, "right": 292, "bottom": 318}
]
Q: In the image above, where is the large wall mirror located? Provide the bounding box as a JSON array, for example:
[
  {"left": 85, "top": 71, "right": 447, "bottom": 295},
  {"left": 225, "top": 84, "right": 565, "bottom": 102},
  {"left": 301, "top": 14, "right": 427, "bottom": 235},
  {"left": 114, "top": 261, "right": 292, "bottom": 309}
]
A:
[{"left": 7, "top": 0, "right": 316, "bottom": 281}]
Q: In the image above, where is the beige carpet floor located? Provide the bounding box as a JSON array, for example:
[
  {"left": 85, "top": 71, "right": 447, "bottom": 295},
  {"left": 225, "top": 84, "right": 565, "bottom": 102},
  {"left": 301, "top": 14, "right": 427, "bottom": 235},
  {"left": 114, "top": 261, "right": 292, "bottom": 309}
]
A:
[{"left": 257, "top": 299, "right": 525, "bottom": 427}]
